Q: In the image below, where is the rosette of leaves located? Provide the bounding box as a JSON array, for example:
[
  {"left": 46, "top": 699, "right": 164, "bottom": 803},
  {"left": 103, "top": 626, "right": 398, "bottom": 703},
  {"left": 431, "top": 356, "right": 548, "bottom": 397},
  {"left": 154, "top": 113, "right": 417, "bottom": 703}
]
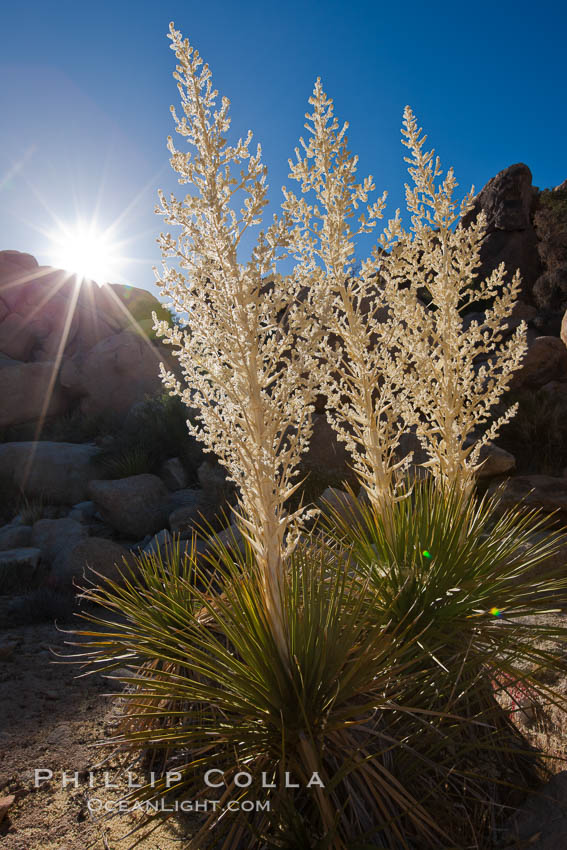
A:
[
  {"left": 69, "top": 533, "right": 476, "bottom": 850},
  {"left": 319, "top": 477, "right": 567, "bottom": 846}
]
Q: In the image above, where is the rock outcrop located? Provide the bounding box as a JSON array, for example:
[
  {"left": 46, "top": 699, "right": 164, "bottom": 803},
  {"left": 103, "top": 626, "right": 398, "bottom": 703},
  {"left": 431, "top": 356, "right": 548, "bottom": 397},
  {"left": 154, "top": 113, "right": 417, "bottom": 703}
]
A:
[
  {"left": 0, "top": 251, "right": 173, "bottom": 427},
  {"left": 59, "top": 329, "right": 167, "bottom": 418},
  {"left": 0, "top": 524, "right": 32, "bottom": 551},
  {"left": 512, "top": 335, "right": 567, "bottom": 389},
  {"left": 461, "top": 163, "right": 541, "bottom": 299},
  {"left": 0, "top": 548, "right": 41, "bottom": 592},
  {"left": 0, "top": 358, "right": 73, "bottom": 427},
  {"left": 88, "top": 474, "right": 170, "bottom": 539},
  {"left": 0, "top": 441, "right": 102, "bottom": 503},
  {"left": 302, "top": 414, "right": 353, "bottom": 481},
  {"left": 475, "top": 443, "right": 516, "bottom": 478},
  {"left": 53, "top": 537, "right": 135, "bottom": 588},
  {"left": 31, "top": 518, "right": 87, "bottom": 563},
  {"left": 488, "top": 475, "right": 567, "bottom": 516}
]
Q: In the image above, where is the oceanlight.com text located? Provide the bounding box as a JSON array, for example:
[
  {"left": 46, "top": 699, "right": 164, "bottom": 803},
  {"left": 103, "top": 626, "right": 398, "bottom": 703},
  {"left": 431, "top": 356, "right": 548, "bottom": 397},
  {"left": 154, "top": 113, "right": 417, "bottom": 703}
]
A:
[{"left": 87, "top": 798, "right": 271, "bottom": 814}]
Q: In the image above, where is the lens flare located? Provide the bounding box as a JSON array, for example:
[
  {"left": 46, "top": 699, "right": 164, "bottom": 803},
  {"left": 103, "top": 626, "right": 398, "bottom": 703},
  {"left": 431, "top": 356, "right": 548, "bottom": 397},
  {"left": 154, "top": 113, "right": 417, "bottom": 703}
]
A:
[{"left": 48, "top": 222, "right": 122, "bottom": 284}]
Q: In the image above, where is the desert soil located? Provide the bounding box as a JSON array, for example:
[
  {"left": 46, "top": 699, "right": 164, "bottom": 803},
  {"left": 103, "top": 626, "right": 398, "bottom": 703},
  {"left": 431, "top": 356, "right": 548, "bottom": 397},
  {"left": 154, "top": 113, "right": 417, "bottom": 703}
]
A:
[{"left": 0, "top": 610, "right": 190, "bottom": 850}]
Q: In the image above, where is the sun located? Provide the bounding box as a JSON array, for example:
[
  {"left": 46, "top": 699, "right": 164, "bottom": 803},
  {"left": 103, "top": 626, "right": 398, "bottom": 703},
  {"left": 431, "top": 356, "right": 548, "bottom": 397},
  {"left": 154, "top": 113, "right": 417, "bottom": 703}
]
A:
[{"left": 48, "top": 222, "right": 121, "bottom": 284}]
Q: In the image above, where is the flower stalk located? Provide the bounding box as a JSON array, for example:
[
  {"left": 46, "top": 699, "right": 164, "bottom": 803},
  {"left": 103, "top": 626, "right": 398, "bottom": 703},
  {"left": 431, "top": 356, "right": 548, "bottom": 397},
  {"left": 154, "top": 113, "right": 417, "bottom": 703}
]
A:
[{"left": 154, "top": 24, "right": 322, "bottom": 665}]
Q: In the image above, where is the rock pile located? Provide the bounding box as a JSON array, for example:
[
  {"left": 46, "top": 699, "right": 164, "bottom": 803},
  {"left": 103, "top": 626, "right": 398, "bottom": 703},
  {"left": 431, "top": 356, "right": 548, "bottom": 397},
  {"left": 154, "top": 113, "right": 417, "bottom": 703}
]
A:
[{"left": 0, "top": 457, "right": 236, "bottom": 608}]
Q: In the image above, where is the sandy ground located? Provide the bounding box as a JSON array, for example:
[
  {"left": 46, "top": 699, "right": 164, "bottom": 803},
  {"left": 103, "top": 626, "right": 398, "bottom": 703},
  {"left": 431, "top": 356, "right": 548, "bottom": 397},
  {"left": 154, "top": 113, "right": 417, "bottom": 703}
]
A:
[{"left": 0, "top": 613, "right": 190, "bottom": 850}]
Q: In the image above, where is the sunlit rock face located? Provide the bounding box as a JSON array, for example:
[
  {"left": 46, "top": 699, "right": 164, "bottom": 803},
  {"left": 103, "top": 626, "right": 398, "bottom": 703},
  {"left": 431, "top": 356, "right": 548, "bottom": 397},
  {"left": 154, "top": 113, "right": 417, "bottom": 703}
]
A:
[
  {"left": 0, "top": 251, "right": 38, "bottom": 277},
  {"left": 0, "top": 251, "right": 173, "bottom": 426}
]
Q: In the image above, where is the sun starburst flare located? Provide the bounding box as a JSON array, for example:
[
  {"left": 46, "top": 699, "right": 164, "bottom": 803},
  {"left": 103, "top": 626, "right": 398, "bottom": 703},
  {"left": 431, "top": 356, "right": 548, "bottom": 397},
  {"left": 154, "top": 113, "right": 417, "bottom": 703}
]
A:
[{"left": 47, "top": 222, "right": 122, "bottom": 284}]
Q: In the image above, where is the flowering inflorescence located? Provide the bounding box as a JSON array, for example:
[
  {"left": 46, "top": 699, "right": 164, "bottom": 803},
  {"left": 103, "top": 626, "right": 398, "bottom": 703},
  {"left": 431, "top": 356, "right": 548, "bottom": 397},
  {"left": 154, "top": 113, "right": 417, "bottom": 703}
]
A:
[
  {"left": 154, "top": 25, "right": 333, "bottom": 661},
  {"left": 379, "top": 108, "right": 528, "bottom": 497},
  {"left": 154, "top": 23, "right": 528, "bottom": 632}
]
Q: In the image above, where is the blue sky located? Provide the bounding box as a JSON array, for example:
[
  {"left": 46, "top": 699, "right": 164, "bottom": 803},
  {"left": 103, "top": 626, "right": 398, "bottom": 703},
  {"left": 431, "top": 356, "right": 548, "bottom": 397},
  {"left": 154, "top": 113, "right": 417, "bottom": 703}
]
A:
[{"left": 0, "top": 0, "right": 565, "bottom": 295}]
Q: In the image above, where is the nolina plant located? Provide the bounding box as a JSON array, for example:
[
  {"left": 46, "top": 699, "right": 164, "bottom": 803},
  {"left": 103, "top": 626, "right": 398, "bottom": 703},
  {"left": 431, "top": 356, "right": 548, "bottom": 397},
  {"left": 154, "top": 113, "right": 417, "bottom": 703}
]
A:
[{"left": 70, "top": 22, "right": 567, "bottom": 850}]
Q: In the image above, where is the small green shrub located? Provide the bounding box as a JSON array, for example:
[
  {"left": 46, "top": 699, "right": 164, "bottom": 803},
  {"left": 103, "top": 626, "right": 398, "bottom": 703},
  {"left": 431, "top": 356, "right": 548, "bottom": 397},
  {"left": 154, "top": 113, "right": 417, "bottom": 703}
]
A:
[
  {"left": 41, "top": 407, "right": 121, "bottom": 443},
  {"left": 538, "top": 186, "right": 567, "bottom": 223},
  {"left": 99, "top": 446, "right": 157, "bottom": 480},
  {"left": 98, "top": 391, "right": 205, "bottom": 482},
  {"left": 0, "top": 476, "right": 59, "bottom": 525},
  {"left": 18, "top": 493, "right": 52, "bottom": 525}
]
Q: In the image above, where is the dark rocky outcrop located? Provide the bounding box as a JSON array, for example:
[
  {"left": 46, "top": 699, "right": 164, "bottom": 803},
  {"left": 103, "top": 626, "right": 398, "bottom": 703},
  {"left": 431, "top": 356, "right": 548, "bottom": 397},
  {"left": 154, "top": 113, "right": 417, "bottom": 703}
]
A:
[
  {"left": 31, "top": 518, "right": 87, "bottom": 564},
  {"left": 0, "top": 359, "right": 72, "bottom": 427},
  {"left": 488, "top": 474, "right": 567, "bottom": 516},
  {"left": 462, "top": 163, "right": 541, "bottom": 299},
  {"left": 0, "top": 524, "right": 32, "bottom": 551},
  {"left": 88, "top": 474, "right": 170, "bottom": 539},
  {"left": 512, "top": 335, "right": 567, "bottom": 390},
  {"left": 0, "top": 441, "right": 102, "bottom": 503},
  {"left": 53, "top": 537, "right": 136, "bottom": 588},
  {"left": 0, "top": 548, "right": 41, "bottom": 593}
]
